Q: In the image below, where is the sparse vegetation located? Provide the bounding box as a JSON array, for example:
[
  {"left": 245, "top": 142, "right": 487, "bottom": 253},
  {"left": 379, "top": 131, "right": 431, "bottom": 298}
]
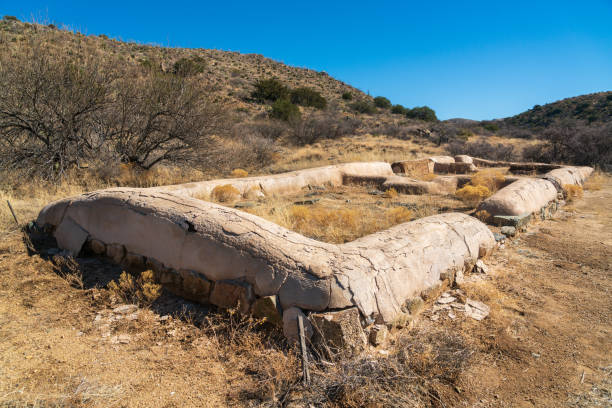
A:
[
  {"left": 172, "top": 55, "right": 207, "bottom": 77},
  {"left": 563, "top": 184, "right": 583, "bottom": 201},
  {"left": 350, "top": 100, "right": 377, "bottom": 114},
  {"left": 230, "top": 168, "right": 249, "bottom": 178},
  {"left": 270, "top": 98, "right": 301, "bottom": 122},
  {"left": 455, "top": 184, "right": 491, "bottom": 206},
  {"left": 107, "top": 270, "right": 162, "bottom": 305},
  {"left": 341, "top": 91, "right": 353, "bottom": 100}
]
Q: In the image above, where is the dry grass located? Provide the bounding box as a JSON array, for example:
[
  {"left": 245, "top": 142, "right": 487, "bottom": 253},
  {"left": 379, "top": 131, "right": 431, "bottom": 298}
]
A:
[
  {"left": 455, "top": 185, "right": 491, "bottom": 206},
  {"left": 230, "top": 168, "right": 249, "bottom": 178},
  {"left": 211, "top": 184, "right": 241, "bottom": 203},
  {"left": 107, "top": 270, "right": 162, "bottom": 306},
  {"left": 584, "top": 171, "right": 606, "bottom": 191},
  {"left": 469, "top": 168, "right": 507, "bottom": 191},
  {"left": 563, "top": 184, "right": 584, "bottom": 202}
]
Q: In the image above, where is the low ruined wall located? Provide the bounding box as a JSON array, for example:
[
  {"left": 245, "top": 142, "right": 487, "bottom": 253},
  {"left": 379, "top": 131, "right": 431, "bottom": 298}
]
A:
[
  {"left": 38, "top": 189, "right": 495, "bottom": 326},
  {"left": 151, "top": 162, "right": 394, "bottom": 198},
  {"left": 478, "top": 166, "right": 593, "bottom": 216}
]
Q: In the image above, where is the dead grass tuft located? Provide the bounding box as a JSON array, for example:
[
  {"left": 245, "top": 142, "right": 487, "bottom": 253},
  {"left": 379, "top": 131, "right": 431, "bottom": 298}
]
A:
[
  {"left": 230, "top": 168, "right": 249, "bottom": 178},
  {"left": 563, "top": 184, "right": 583, "bottom": 202},
  {"left": 211, "top": 184, "right": 241, "bottom": 203},
  {"left": 107, "top": 270, "right": 162, "bottom": 306},
  {"left": 382, "top": 187, "right": 399, "bottom": 198},
  {"left": 470, "top": 168, "right": 507, "bottom": 192},
  {"left": 455, "top": 185, "right": 491, "bottom": 206}
]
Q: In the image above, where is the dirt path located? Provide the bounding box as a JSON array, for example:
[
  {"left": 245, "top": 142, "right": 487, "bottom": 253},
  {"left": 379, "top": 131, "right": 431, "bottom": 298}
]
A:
[{"left": 0, "top": 180, "right": 610, "bottom": 407}]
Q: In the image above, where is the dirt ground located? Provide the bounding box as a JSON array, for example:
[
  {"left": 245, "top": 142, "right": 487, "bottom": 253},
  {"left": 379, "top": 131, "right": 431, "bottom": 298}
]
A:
[{"left": 0, "top": 177, "right": 610, "bottom": 407}]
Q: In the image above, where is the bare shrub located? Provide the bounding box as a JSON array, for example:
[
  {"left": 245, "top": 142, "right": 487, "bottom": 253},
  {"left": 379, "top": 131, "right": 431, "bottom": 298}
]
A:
[
  {"left": 290, "top": 111, "right": 360, "bottom": 145},
  {"left": 0, "top": 43, "right": 114, "bottom": 180},
  {"left": 448, "top": 138, "right": 517, "bottom": 161},
  {"left": 562, "top": 184, "right": 583, "bottom": 202},
  {"left": 107, "top": 270, "right": 162, "bottom": 306}
]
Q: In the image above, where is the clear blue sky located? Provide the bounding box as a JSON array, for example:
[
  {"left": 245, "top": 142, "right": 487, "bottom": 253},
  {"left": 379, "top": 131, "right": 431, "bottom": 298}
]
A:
[{"left": 4, "top": 1, "right": 612, "bottom": 120}]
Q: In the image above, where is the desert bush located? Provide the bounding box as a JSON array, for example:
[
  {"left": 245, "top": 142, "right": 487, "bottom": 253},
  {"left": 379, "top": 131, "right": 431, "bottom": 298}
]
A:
[
  {"left": 481, "top": 121, "right": 500, "bottom": 133},
  {"left": 172, "top": 55, "right": 206, "bottom": 77},
  {"left": 3, "top": 16, "right": 18, "bottom": 21},
  {"left": 251, "top": 78, "right": 289, "bottom": 102},
  {"left": 374, "top": 96, "right": 391, "bottom": 109},
  {"left": 233, "top": 120, "right": 289, "bottom": 141},
  {"left": 475, "top": 209, "right": 491, "bottom": 222},
  {"left": 270, "top": 98, "right": 300, "bottom": 122},
  {"left": 350, "top": 100, "right": 377, "bottom": 114},
  {"left": 111, "top": 72, "right": 228, "bottom": 170},
  {"left": 405, "top": 106, "right": 437, "bottom": 122},
  {"left": 211, "top": 184, "right": 241, "bottom": 202},
  {"left": 290, "top": 87, "right": 327, "bottom": 109},
  {"left": 107, "top": 270, "right": 162, "bottom": 306},
  {"left": 448, "top": 139, "right": 517, "bottom": 161},
  {"left": 231, "top": 168, "right": 249, "bottom": 178},
  {"left": 290, "top": 111, "right": 360, "bottom": 145},
  {"left": 455, "top": 184, "right": 491, "bottom": 206},
  {"left": 563, "top": 184, "right": 583, "bottom": 201},
  {"left": 225, "top": 133, "right": 277, "bottom": 169},
  {"left": 341, "top": 92, "right": 353, "bottom": 100},
  {"left": 0, "top": 45, "right": 115, "bottom": 180},
  {"left": 391, "top": 104, "right": 407, "bottom": 115}
]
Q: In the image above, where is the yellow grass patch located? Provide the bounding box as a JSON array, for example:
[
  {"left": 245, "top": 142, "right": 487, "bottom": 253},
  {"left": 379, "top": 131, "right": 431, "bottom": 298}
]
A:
[{"left": 211, "top": 184, "right": 241, "bottom": 203}]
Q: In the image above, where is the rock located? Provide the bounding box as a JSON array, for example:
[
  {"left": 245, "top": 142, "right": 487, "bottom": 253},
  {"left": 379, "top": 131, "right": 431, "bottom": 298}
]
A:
[
  {"left": 405, "top": 297, "right": 424, "bottom": 315},
  {"left": 110, "top": 334, "right": 131, "bottom": 344},
  {"left": 493, "top": 233, "right": 506, "bottom": 242},
  {"left": 310, "top": 308, "right": 367, "bottom": 357},
  {"left": 123, "top": 252, "right": 146, "bottom": 270},
  {"left": 234, "top": 201, "right": 257, "bottom": 209},
  {"left": 251, "top": 296, "right": 282, "bottom": 326},
  {"left": 501, "top": 226, "right": 516, "bottom": 237},
  {"left": 179, "top": 269, "right": 212, "bottom": 303},
  {"left": 293, "top": 199, "right": 320, "bottom": 205},
  {"left": 210, "top": 280, "right": 254, "bottom": 314},
  {"left": 89, "top": 239, "right": 106, "bottom": 255},
  {"left": 113, "top": 304, "right": 138, "bottom": 314},
  {"left": 106, "top": 244, "right": 126, "bottom": 264},
  {"left": 437, "top": 296, "right": 456, "bottom": 304},
  {"left": 465, "top": 299, "right": 490, "bottom": 321},
  {"left": 492, "top": 213, "right": 532, "bottom": 228},
  {"left": 282, "top": 307, "right": 313, "bottom": 343},
  {"left": 54, "top": 216, "right": 89, "bottom": 256},
  {"left": 473, "top": 259, "right": 488, "bottom": 274},
  {"left": 368, "top": 324, "right": 388, "bottom": 346}
]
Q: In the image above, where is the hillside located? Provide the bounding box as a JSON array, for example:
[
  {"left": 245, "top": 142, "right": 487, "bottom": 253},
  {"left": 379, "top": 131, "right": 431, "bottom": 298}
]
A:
[
  {"left": 0, "top": 17, "right": 375, "bottom": 118},
  {"left": 500, "top": 91, "right": 612, "bottom": 129}
]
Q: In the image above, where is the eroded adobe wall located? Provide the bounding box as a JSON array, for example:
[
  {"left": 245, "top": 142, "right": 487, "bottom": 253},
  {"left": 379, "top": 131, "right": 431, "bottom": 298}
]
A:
[{"left": 38, "top": 189, "right": 495, "bottom": 327}]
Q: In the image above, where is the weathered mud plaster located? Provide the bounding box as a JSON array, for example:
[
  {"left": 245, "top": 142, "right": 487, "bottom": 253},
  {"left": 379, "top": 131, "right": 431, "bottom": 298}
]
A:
[{"left": 38, "top": 189, "right": 495, "bottom": 325}]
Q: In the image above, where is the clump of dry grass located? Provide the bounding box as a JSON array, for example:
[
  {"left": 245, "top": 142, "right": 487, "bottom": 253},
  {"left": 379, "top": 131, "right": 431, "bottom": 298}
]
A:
[
  {"left": 563, "top": 184, "right": 584, "bottom": 202},
  {"left": 470, "top": 168, "right": 506, "bottom": 191},
  {"left": 455, "top": 185, "right": 491, "bottom": 206},
  {"left": 382, "top": 187, "right": 399, "bottom": 198},
  {"left": 107, "top": 270, "right": 162, "bottom": 306},
  {"left": 230, "top": 168, "right": 249, "bottom": 178},
  {"left": 474, "top": 209, "right": 491, "bottom": 222},
  {"left": 211, "top": 184, "right": 241, "bottom": 202}
]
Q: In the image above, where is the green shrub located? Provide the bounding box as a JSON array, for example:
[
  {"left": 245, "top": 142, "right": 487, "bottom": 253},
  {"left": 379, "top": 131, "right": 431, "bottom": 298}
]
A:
[
  {"left": 173, "top": 56, "right": 207, "bottom": 77},
  {"left": 350, "top": 100, "right": 377, "bottom": 114},
  {"left": 3, "top": 16, "right": 18, "bottom": 22},
  {"left": 405, "top": 106, "right": 437, "bottom": 122},
  {"left": 391, "top": 104, "right": 407, "bottom": 115},
  {"left": 251, "top": 78, "right": 289, "bottom": 102},
  {"left": 374, "top": 96, "right": 391, "bottom": 109},
  {"left": 290, "top": 87, "right": 327, "bottom": 109},
  {"left": 456, "top": 128, "right": 473, "bottom": 140},
  {"left": 481, "top": 121, "right": 500, "bottom": 132},
  {"left": 341, "top": 92, "right": 353, "bottom": 100},
  {"left": 270, "top": 98, "right": 301, "bottom": 122}
]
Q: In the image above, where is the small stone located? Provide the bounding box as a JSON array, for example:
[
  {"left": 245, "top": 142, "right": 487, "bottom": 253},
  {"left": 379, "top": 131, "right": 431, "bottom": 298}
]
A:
[
  {"left": 251, "top": 296, "right": 282, "bottom": 326},
  {"left": 501, "top": 226, "right": 516, "bottom": 237},
  {"left": 106, "top": 244, "right": 126, "bottom": 264},
  {"left": 448, "top": 311, "right": 456, "bottom": 319},
  {"left": 310, "top": 307, "right": 367, "bottom": 357},
  {"left": 282, "top": 307, "right": 313, "bottom": 343},
  {"left": 493, "top": 232, "right": 505, "bottom": 242},
  {"left": 465, "top": 299, "right": 490, "bottom": 321},
  {"left": 368, "top": 324, "right": 388, "bottom": 346},
  {"left": 112, "top": 304, "right": 138, "bottom": 314},
  {"left": 473, "top": 259, "right": 488, "bottom": 274},
  {"left": 430, "top": 314, "right": 440, "bottom": 321},
  {"left": 437, "top": 296, "right": 456, "bottom": 304},
  {"left": 89, "top": 239, "right": 106, "bottom": 255},
  {"left": 110, "top": 334, "right": 131, "bottom": 344}
]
